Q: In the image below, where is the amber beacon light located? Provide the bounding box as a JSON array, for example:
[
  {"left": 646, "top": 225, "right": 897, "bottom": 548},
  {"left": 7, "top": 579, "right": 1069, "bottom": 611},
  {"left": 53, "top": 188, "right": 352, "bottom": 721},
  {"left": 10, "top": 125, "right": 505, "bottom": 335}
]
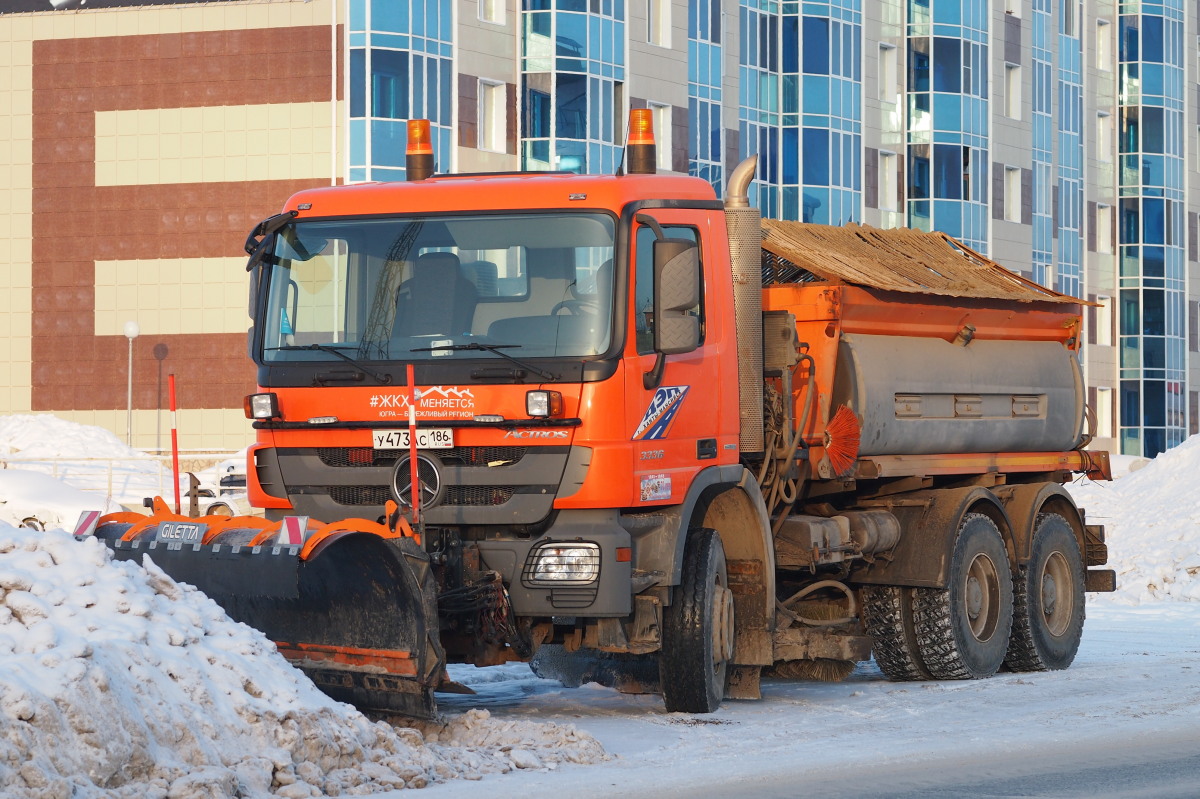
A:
[
  {"left": 406, "top": 119, "right": 435, "bottom": 181},
  {"left": 626, "top": 108, "right": 657, "bottom": 175}
]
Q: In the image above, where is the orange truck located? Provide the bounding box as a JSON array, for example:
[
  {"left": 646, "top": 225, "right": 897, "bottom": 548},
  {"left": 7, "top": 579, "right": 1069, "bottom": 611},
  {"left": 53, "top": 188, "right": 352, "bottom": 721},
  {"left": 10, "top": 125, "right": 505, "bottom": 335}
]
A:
[{"left": 91, "top": 113, "right": 1114, "bottom": 718}]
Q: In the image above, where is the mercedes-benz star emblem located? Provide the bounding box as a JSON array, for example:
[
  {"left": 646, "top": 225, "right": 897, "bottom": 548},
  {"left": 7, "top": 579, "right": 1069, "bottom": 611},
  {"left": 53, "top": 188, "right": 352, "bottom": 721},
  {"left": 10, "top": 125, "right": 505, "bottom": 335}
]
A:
[{"left": 391, "top": 452, "right": 445, "bottom": 510}]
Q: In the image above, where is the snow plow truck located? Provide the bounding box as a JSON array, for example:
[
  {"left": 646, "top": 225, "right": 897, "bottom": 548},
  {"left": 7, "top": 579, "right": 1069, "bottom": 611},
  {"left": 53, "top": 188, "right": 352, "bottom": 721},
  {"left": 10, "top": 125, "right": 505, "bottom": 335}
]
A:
[{"left": 86, "top": 112, "right": 1115, "bottom": 719}]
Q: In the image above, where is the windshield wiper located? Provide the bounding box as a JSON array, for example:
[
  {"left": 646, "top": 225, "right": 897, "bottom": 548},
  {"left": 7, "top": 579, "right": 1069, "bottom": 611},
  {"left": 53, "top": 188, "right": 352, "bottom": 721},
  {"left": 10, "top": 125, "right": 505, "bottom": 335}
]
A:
[
  {"left": 411, "top": 342, "right": 558, "bottom": 381},
  {"left": 268, "top": 344, "right": 393, "bottom": 384}
]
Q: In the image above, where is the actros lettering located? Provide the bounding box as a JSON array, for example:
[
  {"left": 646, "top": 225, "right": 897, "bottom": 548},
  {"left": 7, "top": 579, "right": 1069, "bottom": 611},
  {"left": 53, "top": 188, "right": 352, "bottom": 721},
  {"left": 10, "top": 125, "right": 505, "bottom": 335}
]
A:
[{"left": 503, "top": 429, "right": 569, "bottom": 439}]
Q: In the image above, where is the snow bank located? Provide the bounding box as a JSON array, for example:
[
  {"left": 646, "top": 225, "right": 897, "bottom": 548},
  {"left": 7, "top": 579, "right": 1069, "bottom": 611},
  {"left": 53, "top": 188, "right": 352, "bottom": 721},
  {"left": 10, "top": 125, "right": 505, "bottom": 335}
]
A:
[
  {"left": 0, "top": 470, "right": 120, "bottom": 531},
  {"left": 0, "top": 526, "right": 606, "bottom": 799},
  {"left": 0, "top": 414, "right": 170, "bottom": 506},
  {"left": 1069, "top": 435, "right": 1200, "bottom": 604}
]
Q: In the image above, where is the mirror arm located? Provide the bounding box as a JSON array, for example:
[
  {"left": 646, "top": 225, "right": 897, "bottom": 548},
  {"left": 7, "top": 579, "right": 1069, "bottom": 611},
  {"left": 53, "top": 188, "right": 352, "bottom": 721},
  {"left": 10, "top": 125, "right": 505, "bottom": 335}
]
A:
[
  {"left": 635, "top": 213, "right": 666, "bottom": 241},
  {"left": 642, "top": 353, "right": 666, "bottom": 390}
]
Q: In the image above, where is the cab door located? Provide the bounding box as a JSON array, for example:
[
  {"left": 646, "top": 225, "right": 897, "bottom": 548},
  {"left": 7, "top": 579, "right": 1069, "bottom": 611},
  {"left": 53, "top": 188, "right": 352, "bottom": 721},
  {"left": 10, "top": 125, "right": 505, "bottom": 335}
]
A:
[{"left": 625, "top": 211, "right": 725, "bottom": 507}]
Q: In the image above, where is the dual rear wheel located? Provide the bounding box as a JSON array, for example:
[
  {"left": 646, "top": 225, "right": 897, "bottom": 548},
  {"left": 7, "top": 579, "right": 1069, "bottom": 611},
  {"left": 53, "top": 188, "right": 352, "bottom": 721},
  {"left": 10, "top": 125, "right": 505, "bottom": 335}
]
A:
[{"left": 865, "top": 510, "right": 1085, "bottom": 682}]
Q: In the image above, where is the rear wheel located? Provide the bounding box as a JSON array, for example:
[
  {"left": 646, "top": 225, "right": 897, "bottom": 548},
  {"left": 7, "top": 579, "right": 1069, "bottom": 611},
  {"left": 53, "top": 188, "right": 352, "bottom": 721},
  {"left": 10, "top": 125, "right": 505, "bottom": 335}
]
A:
[
  {"left": 660, "top": 528, "right": 734, "bottom": 713},
  {"left": 1005, "top": 514, "right": 1085, "bottom": 671},
  {"left": 913, "top": 513, "right": 1013, "bottom": 679},
  {"left": 862, "top": 585, "right": 932, "bottom": 681}
]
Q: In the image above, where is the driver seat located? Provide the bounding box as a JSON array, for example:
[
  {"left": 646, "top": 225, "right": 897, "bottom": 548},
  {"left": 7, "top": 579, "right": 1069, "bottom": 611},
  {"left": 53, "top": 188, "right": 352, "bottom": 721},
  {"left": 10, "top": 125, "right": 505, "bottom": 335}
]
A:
[{"left": 395, "top": 252, "right": 477, "bottom": 337}]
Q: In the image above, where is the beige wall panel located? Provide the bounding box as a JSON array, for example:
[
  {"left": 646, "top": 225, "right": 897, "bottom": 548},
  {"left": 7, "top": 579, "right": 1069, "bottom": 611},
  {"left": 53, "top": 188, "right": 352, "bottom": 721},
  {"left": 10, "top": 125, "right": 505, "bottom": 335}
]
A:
[
  {"left": 0, "top": 37, "right": 32, "bottom": 415},
  {"left": 95, "top": 103, "right": 332, "bottom": 187},
  {"left": 58, "top": 409, "right": 253, "bottom": 454},
  {"left": 94, "top": 257, "right": 249, "bottom": 336}
]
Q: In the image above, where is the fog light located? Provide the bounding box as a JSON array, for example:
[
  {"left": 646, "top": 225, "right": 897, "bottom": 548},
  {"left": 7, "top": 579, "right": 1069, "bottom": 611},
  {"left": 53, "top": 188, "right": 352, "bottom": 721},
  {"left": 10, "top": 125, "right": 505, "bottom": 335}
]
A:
[
  {"left": 523, "top": 542, "right": 600, "bottom": 586},
  {"left": 526, "top": 390, "right": 563, "bottom": 417},
  {"left": 244, "top": 393, "right": 280, "bottom": 419}
]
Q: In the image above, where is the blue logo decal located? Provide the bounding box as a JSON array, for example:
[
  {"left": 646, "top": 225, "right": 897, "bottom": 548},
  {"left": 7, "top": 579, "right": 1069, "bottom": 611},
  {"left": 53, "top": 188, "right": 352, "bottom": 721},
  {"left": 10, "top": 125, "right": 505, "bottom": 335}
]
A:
[{"left": 633, "top": 386, "right": 690, "bottom": 440}]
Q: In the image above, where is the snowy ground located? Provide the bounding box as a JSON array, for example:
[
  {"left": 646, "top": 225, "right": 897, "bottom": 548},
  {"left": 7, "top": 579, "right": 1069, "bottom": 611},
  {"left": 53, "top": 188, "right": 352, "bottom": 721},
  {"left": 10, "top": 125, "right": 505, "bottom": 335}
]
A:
[{"left": 0, "top": 413, "right": 1197, "bottom": 798}]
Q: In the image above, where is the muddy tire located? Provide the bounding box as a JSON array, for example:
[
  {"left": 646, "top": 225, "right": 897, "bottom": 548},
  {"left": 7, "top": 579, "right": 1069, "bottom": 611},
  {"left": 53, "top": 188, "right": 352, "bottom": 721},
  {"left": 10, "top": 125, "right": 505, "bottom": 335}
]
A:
[
  {"left": 862, "top": 585, "right": 933, "bottom": 681},
  {"left": 660, "top": 528, "right": 734, "bottom": 713},
  {"left": 1004, "top": 514, "right": 1086, "bottom": 672},
  {"left": 913, "top": 513, "right": 1013, "bottom": 679}
]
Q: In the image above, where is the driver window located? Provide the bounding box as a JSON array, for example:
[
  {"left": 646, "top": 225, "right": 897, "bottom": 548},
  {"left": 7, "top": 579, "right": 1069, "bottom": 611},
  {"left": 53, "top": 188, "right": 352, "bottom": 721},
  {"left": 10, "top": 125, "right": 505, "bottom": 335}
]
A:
[{"left": 634, "top": 224, "right": 702, "bottom": 354}]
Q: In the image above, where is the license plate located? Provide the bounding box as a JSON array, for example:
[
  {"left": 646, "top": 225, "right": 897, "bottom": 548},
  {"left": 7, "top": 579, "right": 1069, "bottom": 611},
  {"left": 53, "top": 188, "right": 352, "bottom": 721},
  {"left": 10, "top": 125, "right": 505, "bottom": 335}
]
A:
[{"left": 372, "top": 428, "right": 454, "bottom": 449}]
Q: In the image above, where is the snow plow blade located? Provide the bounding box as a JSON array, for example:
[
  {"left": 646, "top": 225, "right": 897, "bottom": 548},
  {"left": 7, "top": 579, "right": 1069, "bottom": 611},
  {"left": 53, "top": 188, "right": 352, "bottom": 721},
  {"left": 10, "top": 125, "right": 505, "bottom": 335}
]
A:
[{"left": 87, "top": 501, "right": 446, "bottom": 719}]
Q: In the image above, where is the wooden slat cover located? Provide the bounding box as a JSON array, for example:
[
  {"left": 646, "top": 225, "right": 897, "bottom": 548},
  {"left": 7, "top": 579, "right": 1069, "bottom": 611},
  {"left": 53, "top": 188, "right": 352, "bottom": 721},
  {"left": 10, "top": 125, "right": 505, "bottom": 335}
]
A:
[{"left": 761, "top": 220, "right": 1081, "bottom": 304}]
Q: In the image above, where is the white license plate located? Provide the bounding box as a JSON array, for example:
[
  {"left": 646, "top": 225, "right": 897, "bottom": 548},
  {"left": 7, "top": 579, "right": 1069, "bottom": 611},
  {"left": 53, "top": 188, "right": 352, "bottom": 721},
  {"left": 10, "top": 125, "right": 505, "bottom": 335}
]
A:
[{"left": 372, "top": 428, "right": 454, "bottom": 449}]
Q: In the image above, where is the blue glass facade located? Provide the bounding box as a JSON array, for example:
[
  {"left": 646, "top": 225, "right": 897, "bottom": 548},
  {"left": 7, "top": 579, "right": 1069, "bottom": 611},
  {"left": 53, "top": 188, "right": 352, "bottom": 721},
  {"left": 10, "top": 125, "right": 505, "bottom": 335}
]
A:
[
  {"left": 905, "top": 0, "right": 989, "bottom": 253},
  {"left": 1117, "top": 2, "right": 1188, "bottom": 457},
  {"left": 689, "top": 0, "right": 725, "bottom": 193},
  {"left": 738, "top": 0, "right": 862, "bottom": 223},
  {"left": 347, "top": 0, "right": 454, "bottom": 181},
  {"left": 520, "top": 0, "right": 626, "bottom": 173}
]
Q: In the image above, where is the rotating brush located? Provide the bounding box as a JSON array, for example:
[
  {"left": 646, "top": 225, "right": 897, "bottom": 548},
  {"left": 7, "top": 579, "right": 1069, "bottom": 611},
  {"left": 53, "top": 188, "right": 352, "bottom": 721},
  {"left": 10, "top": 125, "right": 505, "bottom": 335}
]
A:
[{"left": 823, "top": 404, "right": 861, "bottom": 477}]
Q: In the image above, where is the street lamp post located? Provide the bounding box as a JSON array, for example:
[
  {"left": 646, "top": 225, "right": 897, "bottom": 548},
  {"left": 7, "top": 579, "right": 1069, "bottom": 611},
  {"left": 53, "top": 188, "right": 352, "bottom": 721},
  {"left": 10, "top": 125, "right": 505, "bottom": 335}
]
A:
[{"left": 124, "top": 320, "right": 140, "bottom": 446}]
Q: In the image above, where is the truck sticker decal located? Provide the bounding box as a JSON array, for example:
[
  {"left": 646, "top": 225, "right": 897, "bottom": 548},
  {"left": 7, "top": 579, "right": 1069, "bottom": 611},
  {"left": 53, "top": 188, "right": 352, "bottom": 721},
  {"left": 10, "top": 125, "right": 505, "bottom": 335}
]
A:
[
  {"left": 639, "top": 473, "right": 672, "bottom": 501},
  {"left": 632, "top": 386, "right": 690, "bottom": 440},
  {"left": 369, "top": 387, "right": 476, "bottom": 419}
]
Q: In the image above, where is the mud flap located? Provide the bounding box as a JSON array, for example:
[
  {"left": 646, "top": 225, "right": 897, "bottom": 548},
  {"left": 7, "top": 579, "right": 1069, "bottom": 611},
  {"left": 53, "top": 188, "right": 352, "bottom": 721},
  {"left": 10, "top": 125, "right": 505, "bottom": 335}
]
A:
[{"left": 101, "top": 533, "right": 445, "bottom": 719}]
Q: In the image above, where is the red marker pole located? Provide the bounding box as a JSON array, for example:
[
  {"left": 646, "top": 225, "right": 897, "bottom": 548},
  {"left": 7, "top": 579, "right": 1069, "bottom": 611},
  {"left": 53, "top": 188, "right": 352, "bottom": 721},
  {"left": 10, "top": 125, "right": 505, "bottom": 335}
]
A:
[
  {"left": 168, "top": 374, "right": 182, "bottom": 514},
  {"left": 406, "top": 363, "right": 420, "bottom": 526}
]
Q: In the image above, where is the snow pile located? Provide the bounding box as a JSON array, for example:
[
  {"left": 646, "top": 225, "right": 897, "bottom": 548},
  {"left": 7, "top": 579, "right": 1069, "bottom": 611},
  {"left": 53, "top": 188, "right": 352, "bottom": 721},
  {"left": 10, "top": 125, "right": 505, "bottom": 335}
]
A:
[
  {"left": 0, "top": 470, "right": 120, "bottom": 531},
  {"left": 0, "top": 415, "right": 170, "bottom": 506},
  {"left": 0, "top": 526, "right": 607, "bottom": 799},
  {"left": 1069, "top": 435, "right": 1200, "bottom": 604}
]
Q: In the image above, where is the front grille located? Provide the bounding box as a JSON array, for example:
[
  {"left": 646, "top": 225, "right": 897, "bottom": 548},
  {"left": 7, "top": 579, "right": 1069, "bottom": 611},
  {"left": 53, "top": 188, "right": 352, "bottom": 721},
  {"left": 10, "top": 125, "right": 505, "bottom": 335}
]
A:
[
  {"left": 327, "top": 484, "right": 524, "bottom": 507},
  {"left": 329, "top": 485, "right": 391, "bottom": 506},
  {"left": 318, "top": 446, "right": 527, "bottom": 468}
]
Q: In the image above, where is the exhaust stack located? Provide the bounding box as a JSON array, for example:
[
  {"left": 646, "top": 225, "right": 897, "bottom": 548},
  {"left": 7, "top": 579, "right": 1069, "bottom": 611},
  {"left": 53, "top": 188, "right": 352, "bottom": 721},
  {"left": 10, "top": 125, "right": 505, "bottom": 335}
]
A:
[{"left": 724, "top": 156, "right": 764, "bottom": 455}]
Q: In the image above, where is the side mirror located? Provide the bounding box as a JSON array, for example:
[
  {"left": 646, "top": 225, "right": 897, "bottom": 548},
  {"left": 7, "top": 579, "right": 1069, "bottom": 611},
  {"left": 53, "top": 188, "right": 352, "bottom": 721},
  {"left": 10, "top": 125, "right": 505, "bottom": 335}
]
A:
[{"left": 652, "top": 238, "right": 701, "bottom": 356}]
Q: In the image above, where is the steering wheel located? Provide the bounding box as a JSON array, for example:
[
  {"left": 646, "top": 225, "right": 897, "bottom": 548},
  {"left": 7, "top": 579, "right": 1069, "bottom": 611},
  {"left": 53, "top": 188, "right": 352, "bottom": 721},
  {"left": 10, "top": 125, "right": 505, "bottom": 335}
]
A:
[{"left": 550, "top": 299, "right": 599, "bottom": 315}]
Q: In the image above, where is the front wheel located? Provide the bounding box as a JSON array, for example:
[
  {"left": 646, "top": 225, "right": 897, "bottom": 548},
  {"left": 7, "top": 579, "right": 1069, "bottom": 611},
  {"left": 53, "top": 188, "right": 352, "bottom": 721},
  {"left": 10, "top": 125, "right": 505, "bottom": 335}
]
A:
[
  {"left": 1004, "top": 514, "right": 1086, "bottom": 671},
  {"left": 660, "top": 528, "right": 734, "bottom": 713}
]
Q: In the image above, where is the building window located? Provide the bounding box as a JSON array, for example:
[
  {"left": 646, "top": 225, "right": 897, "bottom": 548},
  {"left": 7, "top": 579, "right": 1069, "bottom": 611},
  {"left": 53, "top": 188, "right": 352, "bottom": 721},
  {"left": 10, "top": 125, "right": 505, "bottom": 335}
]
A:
[
  {"left": 1096, "top": 295, "right": 1113, "bottom": 346},
  {"left": 1005, "top": 64, "right": 1021, "bottom": 119},
  {"left": 648, "top": 0, "right": 671, "bottom": 48},
  {"left": 1096, "top": 19, "right": 1111, "bottom": 70},
  {"left": 1096, "top": 203, "right": 1112, "bottom": 254},
  {"left": 879, "top": 43, "right": 898, "bottom": 102},
  {"left": 1004, "top": 166, "right": 1021, "bottom": 222},
  {"left": 1096, "top": 387, "right": 1114, "bottom": 438},
  {"left": 649, "top": 102, "right": 672, "bottom": 171},
  {"left": 879, "top": 152, "right": 898, "bottom": 211},
  {"left": 1096, "top": 112, "right": 1112, "bottom": 163},
  {"left": 1060, "top": 0, "right": 1076, "bottom": 38},
  {"left": 479, "top": 80, "right": 506, "bottom": 153},
  {"left": 480, "top": 0, "right": 505, "bottom": 25}
]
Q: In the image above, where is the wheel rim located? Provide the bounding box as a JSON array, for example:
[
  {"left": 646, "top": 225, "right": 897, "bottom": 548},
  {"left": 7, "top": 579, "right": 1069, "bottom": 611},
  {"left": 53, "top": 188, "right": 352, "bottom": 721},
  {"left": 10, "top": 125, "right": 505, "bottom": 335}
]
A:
[
  {"left": 1041, "top": 551, "right": 1073, "bottom": 636},
  {"left": 963, "top": 552, "right": 1001, "bottom": 642},
  {"left": 711, "top": 581, "right": 735, "bottom": 668}
]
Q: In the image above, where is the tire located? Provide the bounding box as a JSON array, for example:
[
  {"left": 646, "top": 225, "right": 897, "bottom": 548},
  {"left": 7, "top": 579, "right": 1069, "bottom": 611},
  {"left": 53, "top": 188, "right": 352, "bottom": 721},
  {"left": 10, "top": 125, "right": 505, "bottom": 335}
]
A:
[
  {"left": 1004, "top": 514, "right": 1086, "bottom": 672},
  {"left": 20, "top": 517, "right": 45, "bottom": 531},
  {"left": 862, "top": 585, "right": 933, "bottom": 681},
  {"left": 913, "top": 513, "right": 1013, "bottom": 680},
  {"left": 660, "top": 528, "right": 734, "bottom": 713}
]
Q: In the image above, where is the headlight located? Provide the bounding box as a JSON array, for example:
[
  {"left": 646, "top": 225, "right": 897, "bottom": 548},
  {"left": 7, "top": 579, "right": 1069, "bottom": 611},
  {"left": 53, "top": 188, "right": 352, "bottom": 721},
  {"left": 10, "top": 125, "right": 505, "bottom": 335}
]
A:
[
  {"left": 523, "top": 542, "right": 600, "bottom": 586},
  {"left": 526, "top": 390, "right": 564, "bottom": 417},
  {"left": 244, "top": 393, "right": 280, "bottom": 419}
]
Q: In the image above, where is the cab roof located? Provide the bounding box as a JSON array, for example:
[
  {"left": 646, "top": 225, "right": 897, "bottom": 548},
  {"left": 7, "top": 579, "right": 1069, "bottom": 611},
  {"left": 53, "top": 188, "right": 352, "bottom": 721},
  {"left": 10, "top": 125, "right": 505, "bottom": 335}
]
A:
[{"left": 283, "top": 172, "right": 719, "bottom": 219}]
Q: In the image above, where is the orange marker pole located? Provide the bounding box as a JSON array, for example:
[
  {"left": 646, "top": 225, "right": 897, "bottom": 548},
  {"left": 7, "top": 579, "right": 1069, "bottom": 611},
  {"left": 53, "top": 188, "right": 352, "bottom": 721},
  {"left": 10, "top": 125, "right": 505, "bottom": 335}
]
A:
[
  {"left": 169, "top": 374, "right": 181, "bottom": 514},
  {"left": 406, "top": 363, "right": 420, "bottom": 525}
]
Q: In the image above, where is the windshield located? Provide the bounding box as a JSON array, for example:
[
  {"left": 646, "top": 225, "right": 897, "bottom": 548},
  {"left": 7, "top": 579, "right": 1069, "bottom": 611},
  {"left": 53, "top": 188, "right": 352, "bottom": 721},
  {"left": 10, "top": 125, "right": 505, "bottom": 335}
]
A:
[{"left": 259, "top": 212, "right": 615, "bottom": 364}]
